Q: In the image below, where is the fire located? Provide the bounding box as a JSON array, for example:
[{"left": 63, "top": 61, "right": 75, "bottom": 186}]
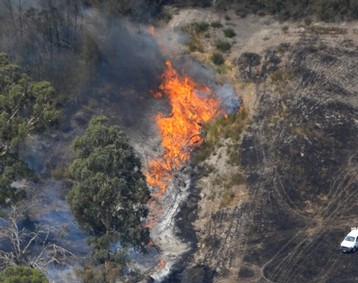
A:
[
  {"left": 156, "top": 258, "right": 166, "bottom": 269},
  {"left": 149, "top": 25, "right": 156, "bottom": 36},
  {"left": 146, "top": 60, "right": 221, "bottom": 192}
]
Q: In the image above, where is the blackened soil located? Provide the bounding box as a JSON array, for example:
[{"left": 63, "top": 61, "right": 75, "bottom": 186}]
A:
[
  {"left": 240, "top": 36, "right": 358, "bottom": 282},
  {"left": 165, "top": 35, "right": 358, "bottom": 283}
]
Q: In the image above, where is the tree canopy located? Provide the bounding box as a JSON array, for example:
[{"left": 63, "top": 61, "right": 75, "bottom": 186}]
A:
[
  {"left": 67, "top": 116, "right": 150, "bottom": 259},
  {"left": 0, "top": 52, "right": 59, "bottom": 205},
  {"left": 0, "top": 53, "right": 58, "bottom": 156},
  {"left": 0, "top": 266, "right": 48, "bottom": 283}
]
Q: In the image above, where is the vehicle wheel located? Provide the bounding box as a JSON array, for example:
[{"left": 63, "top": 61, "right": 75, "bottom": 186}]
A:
[{"left": 353, "top": 247, "right": 356, "bottom": 253}]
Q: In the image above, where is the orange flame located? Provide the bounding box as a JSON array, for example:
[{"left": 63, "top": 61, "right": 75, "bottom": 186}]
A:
[
  {"left": 145, "top": 60, "right": 221, "bottom": 192},
  {"left": 156, "top": 258, "right": 166, "bottom": 269},
  {"left": 149, "top": 25, "right": 156, "bottom": 36}
]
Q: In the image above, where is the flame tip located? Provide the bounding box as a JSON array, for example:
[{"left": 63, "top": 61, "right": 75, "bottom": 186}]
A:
[{"left": 145, "top": 59, "right": 221, "bottom": 224}]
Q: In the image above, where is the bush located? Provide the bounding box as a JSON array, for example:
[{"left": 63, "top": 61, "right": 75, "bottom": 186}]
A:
[
  {"left": 211, "top": 52, "right": 225, "bottom": 65},
  {"left": 192, "top": 21, "right": 210, "bottom": 34},
  {"left": 220, "top": 189, "right": 235, "bottom": 207},
  {"left": 304, "top": 18, "right": 312, "bottom": 26},
  {"left": 216, "top": 40, "right": 231, "bottom": 52},
  {"left": 211, "top": 21, "right": 223, "bottom": 28},
  {"left": 182, "top": 21, "right": 209, "bottom": 53},
  {"left": 194, "top": 111, "right": 249, "bottom": 164},
  {"left": 0, "top": 266, "right": 49, "bottom": 283},
  {"left": 281, "top": 26, "right": 289, "bottom": 33},
  {"left": 223, "top": 28, "right": 236, "bottom": 38},
  {"left": 186, "top": 37, "right": 204, "bottom": 52}
]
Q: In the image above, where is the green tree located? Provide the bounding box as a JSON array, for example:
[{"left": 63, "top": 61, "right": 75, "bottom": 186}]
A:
[
  {"left": 0, "top": 52, "right": 59, "bottom": 205},
  {"left": 0, "top": 266, "right": 49, "bottom": 283},
  {"left": 67, "top": 116, "right": 150, "bottom": 259}
]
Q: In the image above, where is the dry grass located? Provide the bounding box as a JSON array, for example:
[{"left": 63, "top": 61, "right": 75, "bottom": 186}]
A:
[{"left": 193, "top": 109, "right": 248, "bottom": 164}]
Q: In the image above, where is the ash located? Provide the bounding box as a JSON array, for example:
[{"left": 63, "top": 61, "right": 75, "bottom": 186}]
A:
[{"left": 132, "top": 168, "right": 191, "bottom": 282}]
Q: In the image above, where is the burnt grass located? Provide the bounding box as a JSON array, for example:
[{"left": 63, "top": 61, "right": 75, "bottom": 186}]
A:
[
  {"left": 240, "top": 37, "right": 358, "bottom": 282},
  {"left": 165, "top": 35, "right": 358, "bottom": 283}
]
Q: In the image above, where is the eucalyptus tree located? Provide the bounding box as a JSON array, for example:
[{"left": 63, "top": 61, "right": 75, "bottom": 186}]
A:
[
  {"left": 0, "top": 266, "right": 49, "bottom": 283},
  {"left": 67, "top": 115, "right": 150, "bottom": 262},
  {"left": 0, "top": 52, "right": 59, "bottom": 205}
]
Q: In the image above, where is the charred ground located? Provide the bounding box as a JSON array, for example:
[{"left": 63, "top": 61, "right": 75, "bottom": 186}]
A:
[
  {"left": 166, "top": 31, "right": 358, "bottom": 283},
  {"left": 240, "top": 36, "right": 358, "bottom": 283}
]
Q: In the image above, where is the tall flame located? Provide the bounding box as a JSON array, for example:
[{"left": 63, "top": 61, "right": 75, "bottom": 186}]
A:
[{"left": 146, "top": 60, "right": 221, "bottom": 192}]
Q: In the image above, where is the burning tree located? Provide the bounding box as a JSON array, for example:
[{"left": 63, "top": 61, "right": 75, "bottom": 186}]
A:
[{"left": 67, "top": 115, "right": 150, "bottom": 262}]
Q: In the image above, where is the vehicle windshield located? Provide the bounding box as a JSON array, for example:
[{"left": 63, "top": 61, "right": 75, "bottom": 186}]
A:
[{"left": 345, "top": 236, "right": 355, "bottom": 242}]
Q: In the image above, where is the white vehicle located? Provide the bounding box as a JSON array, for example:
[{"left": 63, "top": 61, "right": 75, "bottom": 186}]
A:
[{"left": 341, "top": 227, "right": 358, "bottom": 253}]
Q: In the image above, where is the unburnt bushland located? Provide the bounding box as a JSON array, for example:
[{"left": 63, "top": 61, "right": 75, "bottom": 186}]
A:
[
  {"left": 0, "top": 266, "right": 48, "bottom": 283},
  {"left": 67, "top": 115, "right": 151, "bottom": 263}
]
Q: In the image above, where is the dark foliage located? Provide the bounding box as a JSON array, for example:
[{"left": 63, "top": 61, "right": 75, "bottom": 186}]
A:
[
  {"left": 0, "top": 53, "right": 59, "bottom": 206},
  {"left": 0, "top": 266, "right": 48, "bottom": 283},
  {"left": 67, "top": 116, "right": 150, "bottom": 260},
  {"left": 169, "top": 0, "right": 212, "bottom": 8},
  {"left": 216, "top": 40, "right": 232, "bottom": 52},
  {"left": 211, "top": 52, "right": 225, "bottom": 65},
  {"left": 223, "top": 28, "right": 236, "bottom": 38}
]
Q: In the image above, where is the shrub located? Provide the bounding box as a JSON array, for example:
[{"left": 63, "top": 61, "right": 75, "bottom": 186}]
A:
[
  {"left": 304, "top": 18, "right": 312, "bottom": 26},
  {"left": 216, "top": 40, "right": 232, "bottom": 52},
  {"left": 223, "top": 28, "right": 236, "bottom": 38},
  {"left": 186, "top": 37, "right": 204, "bottom": 52},
  {"left": 0, "top": 266, "right": 49, "bottom": 283},
  {"left": 211, "top": 52, "right": 225, "bottom": 65},
  {"left": 192, "top": 21, "right": 210, "bottom": 34},
  {"left": 193, "top": 110, "right": 249, "bottom": 165},
  {"left": 220, "top": 189, "right": 235, "bottom": 207},
  {"left": 211, "top": 21, "right": 223, "bottom": 28},
  {"left": 281, "top": 26, "right": 289, "bottom": 33}
]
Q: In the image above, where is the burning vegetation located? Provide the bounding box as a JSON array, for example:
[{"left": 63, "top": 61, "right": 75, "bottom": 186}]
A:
[{"left": 145, "top": 60, "right": 222, "bottom": 193}]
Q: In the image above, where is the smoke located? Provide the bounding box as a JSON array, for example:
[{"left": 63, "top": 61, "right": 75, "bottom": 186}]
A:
[
  {"left": 66, "top": 8, "right": 167, "bottom": 140},
  {"left": 1, "top": 2, "right": 242, "bottom": 282},
  {"left": 0, "top": 1, "right": 166, "bottom": 134},
  {"left": 83, "top": 10, "right": 164, "bottom": 92},
  {"left": 215, "top": 83, "right": 241, "bottom": 114}
]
